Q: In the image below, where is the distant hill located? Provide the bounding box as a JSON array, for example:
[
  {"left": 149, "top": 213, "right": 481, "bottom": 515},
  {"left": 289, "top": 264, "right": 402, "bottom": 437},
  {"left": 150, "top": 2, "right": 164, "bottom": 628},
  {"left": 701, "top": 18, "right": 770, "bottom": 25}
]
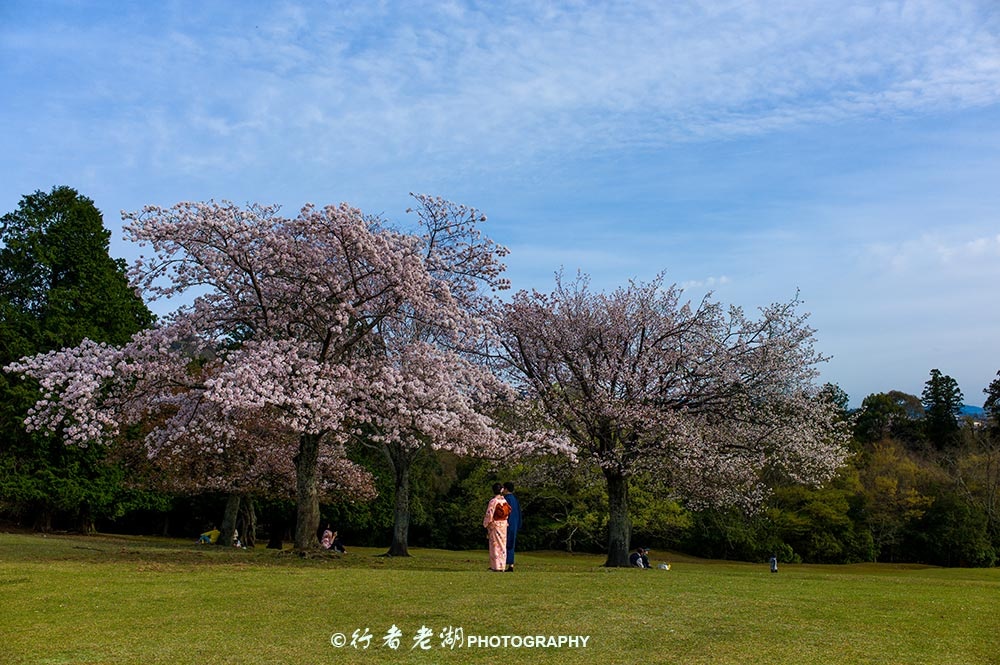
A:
[{"left": 960, "top": 404, "right": 985, "bottom": 418}]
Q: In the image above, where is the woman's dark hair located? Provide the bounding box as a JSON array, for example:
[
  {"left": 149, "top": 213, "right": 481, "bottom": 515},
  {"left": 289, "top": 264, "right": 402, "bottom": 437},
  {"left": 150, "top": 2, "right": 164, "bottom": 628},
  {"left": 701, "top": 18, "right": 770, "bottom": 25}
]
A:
[{"left": 492, "top": 483, "right": 503, "bottom": 494}]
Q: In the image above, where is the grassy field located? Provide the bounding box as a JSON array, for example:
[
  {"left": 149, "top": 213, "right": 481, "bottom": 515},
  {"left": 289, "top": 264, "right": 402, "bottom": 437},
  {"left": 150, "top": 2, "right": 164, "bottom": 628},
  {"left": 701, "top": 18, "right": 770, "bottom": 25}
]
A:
[{"left": 2, "top": 532, "right": 998, "bottom": 664}]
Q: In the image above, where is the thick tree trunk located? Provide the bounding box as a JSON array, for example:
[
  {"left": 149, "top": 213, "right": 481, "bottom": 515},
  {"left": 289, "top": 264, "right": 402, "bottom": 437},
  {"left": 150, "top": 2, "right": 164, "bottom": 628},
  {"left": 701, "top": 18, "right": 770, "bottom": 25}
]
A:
[
  {"left": 293, "top": 433, "right": 321, "bottom": 552},
  {"left": 386, "top": 460, "right": 411, "bottom": 557},
  {"left": 603, "top": 469, "right": 631, "bottom": 567},
  {"left": 238, "top": 495, "right": 257, "bottom": 548},
  {"left": 219, "top": 494, "right": 241, "bottom": 547}
]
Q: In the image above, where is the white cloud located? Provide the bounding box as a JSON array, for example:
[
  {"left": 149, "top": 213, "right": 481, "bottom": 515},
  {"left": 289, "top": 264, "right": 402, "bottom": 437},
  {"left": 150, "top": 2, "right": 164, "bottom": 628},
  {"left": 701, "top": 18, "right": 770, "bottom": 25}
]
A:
[
  {"left": 867, "top": 232, "right": 1000, "bottom": 277},
  {"left": 680, "top": 275, "right": 732, "bottom": 291}
]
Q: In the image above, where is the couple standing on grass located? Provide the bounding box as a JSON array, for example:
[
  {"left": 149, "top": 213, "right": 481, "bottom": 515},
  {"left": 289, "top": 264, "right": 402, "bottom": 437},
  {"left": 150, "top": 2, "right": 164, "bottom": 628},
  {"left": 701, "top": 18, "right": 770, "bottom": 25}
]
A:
[{"left": 483, "top": 482, "right": 521, "bottom": 572}]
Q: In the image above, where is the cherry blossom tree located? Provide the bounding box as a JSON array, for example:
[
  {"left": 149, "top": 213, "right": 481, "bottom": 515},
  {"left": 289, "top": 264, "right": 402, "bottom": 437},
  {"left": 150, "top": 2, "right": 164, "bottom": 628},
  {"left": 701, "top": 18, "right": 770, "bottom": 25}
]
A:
[
  {"left": 354, "top": 340, "right": 506, "bottom": 555},
  {"left": 491, "top": 273, "right": 850, "bottom": 567},
  {"left": 7, "top": 195, "right": 509, "bottom": 551},
  {"left": 346, "top": 195, "right": 514, "bottom": 556}
]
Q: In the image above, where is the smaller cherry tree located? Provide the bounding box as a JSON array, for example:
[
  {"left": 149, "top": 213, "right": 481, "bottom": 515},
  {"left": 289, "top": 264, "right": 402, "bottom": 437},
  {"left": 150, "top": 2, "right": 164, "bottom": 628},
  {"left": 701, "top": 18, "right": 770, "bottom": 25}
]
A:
[{"left": 491, "top": 272, "right": 850, "bottom": 566}]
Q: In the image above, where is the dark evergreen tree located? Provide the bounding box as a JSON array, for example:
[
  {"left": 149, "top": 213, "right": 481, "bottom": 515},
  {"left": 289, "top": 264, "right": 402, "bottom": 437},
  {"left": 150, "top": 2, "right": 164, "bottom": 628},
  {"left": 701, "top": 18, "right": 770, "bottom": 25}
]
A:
[
  {"left": 921, "top": 369, "right": 964, "bottom": 451},
  {"left": 0, "top": 186, "right": 154, "bottom": 531}
]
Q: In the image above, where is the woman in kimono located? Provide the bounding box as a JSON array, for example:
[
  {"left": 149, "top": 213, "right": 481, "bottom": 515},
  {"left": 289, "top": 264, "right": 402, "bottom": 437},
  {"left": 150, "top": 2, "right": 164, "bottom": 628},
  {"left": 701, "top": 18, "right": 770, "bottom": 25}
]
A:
[
  {"left": 482, "top": 483, "right": 509, "bottom": 572},
  {"left": 320, "top": 525, "right": 334, "bottom": 550}
]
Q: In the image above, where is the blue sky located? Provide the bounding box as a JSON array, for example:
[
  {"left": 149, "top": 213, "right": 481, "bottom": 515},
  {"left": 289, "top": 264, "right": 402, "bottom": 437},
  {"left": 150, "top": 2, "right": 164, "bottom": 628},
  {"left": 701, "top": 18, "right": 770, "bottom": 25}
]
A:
[{"left": 2, "top": 0, "right": 999, "bottom": 406}]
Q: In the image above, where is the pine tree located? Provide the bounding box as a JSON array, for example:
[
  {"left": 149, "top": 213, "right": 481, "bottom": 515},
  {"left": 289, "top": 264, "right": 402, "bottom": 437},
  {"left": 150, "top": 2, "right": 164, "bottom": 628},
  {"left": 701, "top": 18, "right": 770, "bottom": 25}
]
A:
[
  {"left": 0, "top": 186, "right": 154, "bottom": 531},
  {"left": 921, "top": 369, "right": 964, "bottom": 451}
]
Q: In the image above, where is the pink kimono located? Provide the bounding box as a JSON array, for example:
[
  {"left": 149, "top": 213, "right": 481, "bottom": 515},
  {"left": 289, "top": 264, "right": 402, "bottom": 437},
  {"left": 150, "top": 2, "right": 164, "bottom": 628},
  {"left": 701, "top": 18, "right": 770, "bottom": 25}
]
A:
[{"left": 483, "top": 494, "right": 509, "bottom": 571}]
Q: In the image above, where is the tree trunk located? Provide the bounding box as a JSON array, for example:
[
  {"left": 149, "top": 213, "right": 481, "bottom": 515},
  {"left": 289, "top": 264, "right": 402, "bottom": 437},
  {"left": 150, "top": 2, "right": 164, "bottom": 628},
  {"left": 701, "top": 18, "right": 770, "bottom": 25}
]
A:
[
  {"left": 386, "top": 458, "right": 411, "bottom": 557},
  {"left": 293, "top": 432, "right": 321, "bottom": 552},
  {"left": 603, "top": 469, "right": 631, "bottom": 567},
  {"left": 219, "top": 494, "right": 241, "bottom": 547},
  {"left": 238, "top": 495, "right": 257, "bottom": 548},
  {"left": 76, "top": 505, "right": 96, "bottom": 535},
  {"left": 565, "top": 526, "right": 577, "bottom": 553}
]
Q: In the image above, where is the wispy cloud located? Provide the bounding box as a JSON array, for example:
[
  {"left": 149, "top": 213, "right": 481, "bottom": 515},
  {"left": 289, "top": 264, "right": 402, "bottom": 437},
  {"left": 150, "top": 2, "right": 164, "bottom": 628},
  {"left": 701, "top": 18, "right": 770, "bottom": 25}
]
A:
[
  {"left": 867, "top": 232, "right": 1000, "bottom": 277},
  {"left": 4, "top": 0, "right": 999, "bottom": 176},
  {"left": 680, "top": 275, "right": 732, "bottom": 291}
]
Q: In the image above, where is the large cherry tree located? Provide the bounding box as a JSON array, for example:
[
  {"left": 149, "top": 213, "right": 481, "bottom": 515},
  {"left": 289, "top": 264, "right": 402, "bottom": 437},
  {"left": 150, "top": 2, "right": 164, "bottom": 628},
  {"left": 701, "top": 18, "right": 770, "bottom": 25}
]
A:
[
  {"left": 492, "top": 273, "right": 850, "bottom": 566},
  {"left": 9, "top": 195, "right": 508, "bottom": 551}
]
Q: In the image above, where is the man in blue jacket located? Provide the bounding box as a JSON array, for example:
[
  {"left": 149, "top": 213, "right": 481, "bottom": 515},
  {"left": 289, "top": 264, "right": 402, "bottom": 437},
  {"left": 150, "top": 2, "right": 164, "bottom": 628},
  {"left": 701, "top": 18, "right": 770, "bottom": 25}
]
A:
[{"left": 502, "top": 482, "right": 521, "bottom": 572}]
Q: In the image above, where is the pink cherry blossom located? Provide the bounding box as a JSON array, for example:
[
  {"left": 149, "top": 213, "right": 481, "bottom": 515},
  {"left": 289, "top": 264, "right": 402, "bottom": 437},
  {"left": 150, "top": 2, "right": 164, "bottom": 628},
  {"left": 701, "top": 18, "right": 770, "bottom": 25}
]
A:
[
  {"left": 7, "top": 195, "right": 514, "bottom": 551},
  {"left": 489, "top": 271, "right": 850, "bottom": 566}
]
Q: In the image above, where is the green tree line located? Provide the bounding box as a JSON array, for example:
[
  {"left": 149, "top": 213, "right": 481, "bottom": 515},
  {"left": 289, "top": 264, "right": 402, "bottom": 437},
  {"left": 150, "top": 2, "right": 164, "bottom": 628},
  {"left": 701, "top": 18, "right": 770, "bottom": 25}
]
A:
[{"left": 324, "top": 380, "right": 998, "bottom": 568}]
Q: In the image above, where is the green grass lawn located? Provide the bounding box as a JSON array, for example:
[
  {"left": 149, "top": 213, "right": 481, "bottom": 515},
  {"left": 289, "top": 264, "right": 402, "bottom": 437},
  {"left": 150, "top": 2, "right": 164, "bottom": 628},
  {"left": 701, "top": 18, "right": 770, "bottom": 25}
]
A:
[{"left": 2, "top": 532, "right": 998, "bottom": 664}]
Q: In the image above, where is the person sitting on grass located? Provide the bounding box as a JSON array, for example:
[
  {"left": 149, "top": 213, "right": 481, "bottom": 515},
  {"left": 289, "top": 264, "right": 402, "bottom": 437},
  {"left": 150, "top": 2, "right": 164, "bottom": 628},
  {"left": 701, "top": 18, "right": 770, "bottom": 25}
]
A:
[
  {"left": 197, "top": 526, "right": 220, "bottom": 544},
  {"left": 320, "top": 525, "right": 347, "bottom": 553},
  {"left": 629, "top": 546, "right": 650, "bottom": 568}
]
